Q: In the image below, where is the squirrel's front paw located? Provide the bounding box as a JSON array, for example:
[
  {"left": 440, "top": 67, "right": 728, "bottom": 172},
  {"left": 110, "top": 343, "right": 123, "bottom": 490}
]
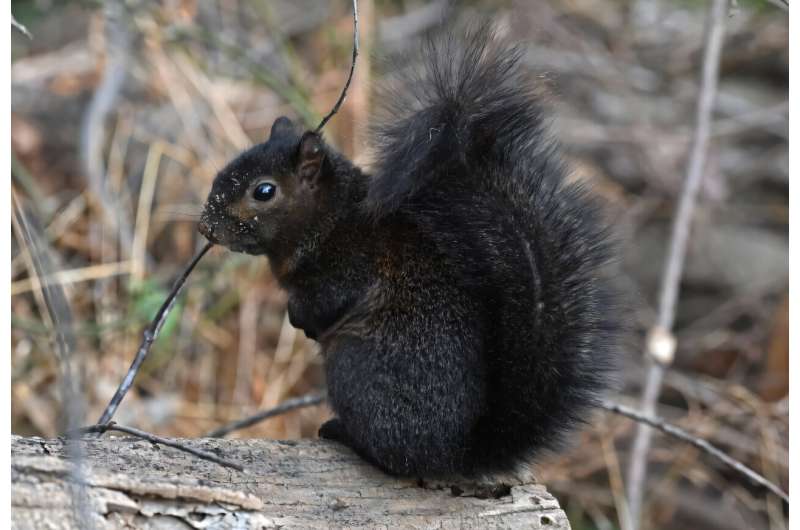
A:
[{"left": 318, "top": 418, "right": 347, "bottom": 442}]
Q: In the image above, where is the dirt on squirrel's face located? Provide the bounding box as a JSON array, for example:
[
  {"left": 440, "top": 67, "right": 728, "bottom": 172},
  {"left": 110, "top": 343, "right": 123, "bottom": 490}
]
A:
[{"left": 198, "top": 117, "right": 326, "bottom": 258}]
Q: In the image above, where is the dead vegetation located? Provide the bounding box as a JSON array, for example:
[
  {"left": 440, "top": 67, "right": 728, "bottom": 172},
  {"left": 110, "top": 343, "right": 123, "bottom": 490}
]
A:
[{"left": 10, "top": 1, "right": 788, "bottom": 529}]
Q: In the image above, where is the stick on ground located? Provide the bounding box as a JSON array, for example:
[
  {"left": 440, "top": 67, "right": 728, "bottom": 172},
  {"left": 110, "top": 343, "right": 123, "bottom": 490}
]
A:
[{"left": 66, "top": 422, "right": 245, "bottom": 472}]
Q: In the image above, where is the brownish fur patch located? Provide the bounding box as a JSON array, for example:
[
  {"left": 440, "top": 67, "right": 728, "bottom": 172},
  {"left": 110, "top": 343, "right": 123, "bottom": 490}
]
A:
[{"left": 227, "top": 199, "right": 259, "bottom": 220}]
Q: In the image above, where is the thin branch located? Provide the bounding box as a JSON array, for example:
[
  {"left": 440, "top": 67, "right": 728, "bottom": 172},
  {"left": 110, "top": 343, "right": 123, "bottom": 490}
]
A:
[
  {"left": 206, "top": 391, "right": 793, "bottom": 505},
  {"left": 625, "top": 0, "right": 729, "bottom": 527},
  {"left": 80, "top": 0, "right": 136, "bottom": 257},
  {"left": 603, "top": 401, "right": 788, "bottom": 503},
  {"left": 658, "top": 2, "right": 728, "bottom": 338},
  {"left": 207, "top": 393, "right": 326, "bottom": 438},
  {"left": 96, "top": 242, "right": 214, "bottom": 425},
  {"left": 11, "top": 190, "right": 93, "bottom": 528},
  {"left": 765, "top": 0, "right": 789, "bottom": 11},
  {"left": 315, "top": 0, "right": 359, "bottom": 133},
  {"left": 11, "top": 13, "right": 32, "bottom": 39},
  {"left": 66, "top": 422, "right": 245, "bottom": 472}
]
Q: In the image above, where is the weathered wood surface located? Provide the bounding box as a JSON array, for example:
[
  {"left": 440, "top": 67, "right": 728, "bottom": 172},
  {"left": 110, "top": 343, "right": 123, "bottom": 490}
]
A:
[{"left": 11, "top": 434, "right": 570, "bottom": 529}]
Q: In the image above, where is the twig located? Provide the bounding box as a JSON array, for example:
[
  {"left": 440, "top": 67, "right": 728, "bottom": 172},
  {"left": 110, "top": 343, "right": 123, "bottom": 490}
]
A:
[
  {"left": 66, "top": 422, "right": 245, "bottom": 472},
  {"left": 11, "top": 13, "right": 32, "bottom": 39},
  {"left": 10, "top": 191, "right": 75, "bottom": 370},
  {"left": 96, "top": 242, "right": 214, "bottom": 425},
  {"left": 80, "top": 0, "right": 135, "bottom": 260},
  {"left": 625, "top": 0, "right": 729, "bottom": 527},
  {"left": 599, "top": 423, "right": 633, "bottom": 530},
  {"left": 207, "top": 393, "right": 326, "bottom": 438},
  {"left": 11, "top": 190, "right": 93, "bottom": 528},
  {"left": 11, "top": 151, "right": 50, "bottom": 218},
  {"left": 765, "top": 0, "right": 789, "bottom": 11},
  {"left": 603, "top": 401, "right": 788, "bottom": 503},
  {"left": 11, "top": 261, "right": 132, "bottom": 297},
  {"left": 315, "top": 0, "right": 359, "bottom": 132},
  {"left": 131, "top": 143, "right": 163, "bottom": 281}
]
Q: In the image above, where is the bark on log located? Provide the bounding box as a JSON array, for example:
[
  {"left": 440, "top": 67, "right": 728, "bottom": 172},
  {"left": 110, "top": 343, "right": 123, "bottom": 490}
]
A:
[{"left": 11, "top": 434, "right": 570, "bottom": 529}]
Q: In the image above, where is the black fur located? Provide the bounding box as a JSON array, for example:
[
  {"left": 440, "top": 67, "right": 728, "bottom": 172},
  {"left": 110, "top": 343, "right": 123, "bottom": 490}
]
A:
[{"left": 200, "top": 26, "right": 621, "bottom": 478}]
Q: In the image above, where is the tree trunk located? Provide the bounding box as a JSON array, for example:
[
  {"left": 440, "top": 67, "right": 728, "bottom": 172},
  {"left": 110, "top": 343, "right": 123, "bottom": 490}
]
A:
[{"left": 11, "top": 434, "right": 570, "bottom": 529}]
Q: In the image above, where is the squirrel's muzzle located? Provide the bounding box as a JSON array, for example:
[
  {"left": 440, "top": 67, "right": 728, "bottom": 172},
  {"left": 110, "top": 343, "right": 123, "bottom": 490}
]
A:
[{"left": 197, "top": 219, "right": 216, "bottom": 243}]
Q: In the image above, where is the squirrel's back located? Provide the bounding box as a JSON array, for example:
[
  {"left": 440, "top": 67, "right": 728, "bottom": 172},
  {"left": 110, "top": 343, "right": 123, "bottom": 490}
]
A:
[{"left": 365, "top": 26, "right": 621, "bottom": 471}]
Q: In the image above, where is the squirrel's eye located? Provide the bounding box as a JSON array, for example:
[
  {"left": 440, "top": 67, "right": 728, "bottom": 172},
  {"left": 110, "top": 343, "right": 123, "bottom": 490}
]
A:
[{"left": 253, "top": 182, "right": 276, "bottom": 201}]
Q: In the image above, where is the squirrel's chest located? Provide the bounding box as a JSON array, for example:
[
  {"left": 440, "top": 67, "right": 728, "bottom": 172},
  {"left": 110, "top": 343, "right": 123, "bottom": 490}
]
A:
[
  {"left": 285, "top": 259, "right": 374, "bottom": 340},
  {"left": 282, "top": 220, "right": 408, "bottom": 340}
]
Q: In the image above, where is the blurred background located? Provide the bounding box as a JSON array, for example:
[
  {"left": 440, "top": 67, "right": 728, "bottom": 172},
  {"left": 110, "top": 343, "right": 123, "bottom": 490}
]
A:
[{"left": 10, "top": 1, "right": 787, "bottom": 529}]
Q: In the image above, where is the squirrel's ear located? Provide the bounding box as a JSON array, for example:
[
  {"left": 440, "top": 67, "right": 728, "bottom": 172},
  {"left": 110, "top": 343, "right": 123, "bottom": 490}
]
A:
[
  {"left": 297, "top": 132, "right": 325, "bottom": 184},
  {"left": 270, "top": 116, "right": 295, "bottom": 139}
]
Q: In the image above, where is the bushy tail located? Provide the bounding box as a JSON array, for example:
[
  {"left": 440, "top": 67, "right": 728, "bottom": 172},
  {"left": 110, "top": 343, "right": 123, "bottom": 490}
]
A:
[
  {"left": 365, "top": 25, "right": 622, "bottom": 469},
  {"left": 365, "top": 25, "right": 556, "bottom": 217}
]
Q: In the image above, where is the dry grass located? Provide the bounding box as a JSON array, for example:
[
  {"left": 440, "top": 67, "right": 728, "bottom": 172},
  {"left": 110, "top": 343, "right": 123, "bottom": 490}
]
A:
[{"left": 10, "top": 1, "right": 787, "bottom": 529}]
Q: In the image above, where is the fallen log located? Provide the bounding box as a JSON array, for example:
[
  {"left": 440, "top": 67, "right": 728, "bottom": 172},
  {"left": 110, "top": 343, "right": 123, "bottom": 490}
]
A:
[{"left": 11, "top": 434, "right": 569, "bottom": 529}]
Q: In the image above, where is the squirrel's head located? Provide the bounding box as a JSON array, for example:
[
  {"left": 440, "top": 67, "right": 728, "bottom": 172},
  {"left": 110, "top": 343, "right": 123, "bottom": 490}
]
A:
[{"left": 198, "top": 117, "right": 335, "bottom": 260}]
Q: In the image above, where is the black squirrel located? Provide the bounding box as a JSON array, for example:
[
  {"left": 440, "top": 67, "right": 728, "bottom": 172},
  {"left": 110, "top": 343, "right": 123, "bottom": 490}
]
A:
[{"left": 199, "top": 28, "right": 620, "bottom": 477}]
